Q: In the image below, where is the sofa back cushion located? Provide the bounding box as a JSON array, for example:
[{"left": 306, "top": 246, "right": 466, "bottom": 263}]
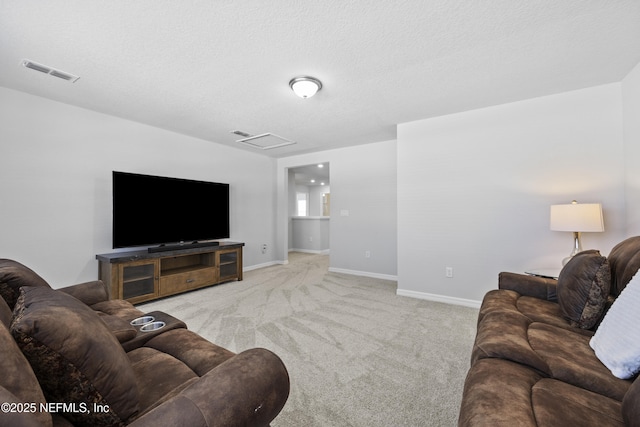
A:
[
  {"left": 0, "top": 298, "right": 52, "bottom": 427},
  {"left": 557, "top": 250, "right": 610, "bottom": 329},
  {"left": 0, "top": 388, "right": 49, "bottom": 427},
  {"left": 11, "top": 286, "right": 140, "bottom": 426},
  {"left": 0, "top": 324, "right": 52, "bottom": 427},
  {"left": 607, "top": 236, "right": 640, "bottom": 297},
  {"left": 0, "top": 295, "right": 12, "bottom": 328},
  {"left": 623, "top": 375, "right": 640, "bottom": 427},
  {"left": 0, "top": 259, "right": 50, "bottom": 309}
]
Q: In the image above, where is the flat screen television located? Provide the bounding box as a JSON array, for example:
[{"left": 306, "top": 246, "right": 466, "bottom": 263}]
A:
[{"left": 112, "top": 171, "right": 230, "bottom": 251}]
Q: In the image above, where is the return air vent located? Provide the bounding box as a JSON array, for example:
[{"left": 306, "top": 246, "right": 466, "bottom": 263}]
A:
[
  {"left": 231, "top": 130, "right": 252, "bottom": 138},
  {"left": 22, "top": 59, "right": 80, "bottom": 83},
  {"left": 231, "top": 131, "right": 296, "bottom": 150}
]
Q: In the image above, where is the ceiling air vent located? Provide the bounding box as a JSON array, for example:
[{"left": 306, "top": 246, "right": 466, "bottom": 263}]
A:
[
  {"left": 231, "top": 131, "right": 296, "bottom": 150},
  {"left": 22, "top": 59, "right": 80, "bottom": 83}
]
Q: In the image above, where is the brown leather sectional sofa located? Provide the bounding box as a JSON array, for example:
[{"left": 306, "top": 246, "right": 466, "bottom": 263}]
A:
[
  {"left": 0, "top": 259, "right": 289, "bottom": 426},
  {"left": 459, "top": 236, "right": 640, "bottom": 426}
]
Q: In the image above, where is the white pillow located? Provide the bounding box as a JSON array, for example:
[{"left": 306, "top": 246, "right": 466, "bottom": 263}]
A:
[{"left": 590, "top": 270, "right": 640, "bottom": 379}]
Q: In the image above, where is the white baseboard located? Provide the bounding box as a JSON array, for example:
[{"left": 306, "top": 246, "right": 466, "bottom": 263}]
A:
[
  {"left": 289, "top": 248, "right": 330, "bottom": 255},
  {"left": 396, "top": 289, "right": 481, "bottom": 309},
  {"left": 243, "top": 260, "right": 286, "bottom": 272},
  {"left": 328, "top": 267, "right": 398, "bottom": 281}
]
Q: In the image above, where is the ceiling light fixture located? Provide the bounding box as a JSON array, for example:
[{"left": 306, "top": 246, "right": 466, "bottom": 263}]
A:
[{"left": 289, "top": 76, "right": 322, "bottom": 98}]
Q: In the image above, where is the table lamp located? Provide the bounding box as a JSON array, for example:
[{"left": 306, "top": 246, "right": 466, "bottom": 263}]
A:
[{"left": 550, "top": 200, "right": 604, "bottom": 266}]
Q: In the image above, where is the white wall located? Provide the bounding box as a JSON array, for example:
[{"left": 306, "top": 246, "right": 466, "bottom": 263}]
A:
[
  {"left": 291, "top": 217, "right": 330, "bottom": 252},
  {"left": 4, "top": 71, "right": 637, "bottom": 302},
  {"left": 623, "top": 61, "right": 640, "bottom": 235},
  {"left": 397, "top": 83, "right": 626, "bottom": 305},
  {"left": 0, "top": 87, "right": 277, "bottom": 287},
  {"left": 277, "top": 140, "right": 397, "bottom": 279}
]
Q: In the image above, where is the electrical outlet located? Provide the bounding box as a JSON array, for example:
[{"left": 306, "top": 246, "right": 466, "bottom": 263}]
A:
[
  {"left": 365, "top": 250, "right": 371, "bottom": 258},
  {"left": 261, "top": 244, "right": 267, "bottom": 254},
  {"left": 446, "top": 267, "right": 454, "bottom": 278}
]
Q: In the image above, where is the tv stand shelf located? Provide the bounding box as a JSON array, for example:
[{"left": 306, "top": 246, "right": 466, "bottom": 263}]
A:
[{"left": 96, "top": 242, "right": 243, "bottom": 304}]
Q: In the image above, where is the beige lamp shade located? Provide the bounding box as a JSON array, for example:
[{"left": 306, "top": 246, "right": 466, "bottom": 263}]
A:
[
  {"left": 550, "top": 201, "right": 604, "bottom": 266},
  {"left": 550, "top": 201, "right": 604, "bottom": 232}
]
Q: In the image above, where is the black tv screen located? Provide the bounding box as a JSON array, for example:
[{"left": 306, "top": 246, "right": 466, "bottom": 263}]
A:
[{"left": 112, "top": 171, "right": 230, "bottom": 249}]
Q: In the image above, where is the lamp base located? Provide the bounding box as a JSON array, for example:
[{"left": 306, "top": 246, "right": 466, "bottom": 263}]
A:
[{"left": 562, "top": 231, "right": 583, "bottom": 266}]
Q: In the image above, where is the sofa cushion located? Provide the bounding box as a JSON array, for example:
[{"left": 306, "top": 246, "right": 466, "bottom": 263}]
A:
[
  {"left": 96, "top": 312, "right": 138, "bottom": 343},
  {"left": 143, "top": 328, "right": 235, "bottom": 376},
  {"left": 479, "top": 287, "right": 589, "bottom": 335},
  {"left": 459, "top": 357, "right": 543, "bottom": 426},
  {"left": 0, "top": 317, "right": 52, "bottom": 427},
  {"left": 0, "top": 296, "right": 12, "bottom": 328},
  {"left": 472, "top": 290, "right": 549, "bottom": 373},
  {"left": 590, "top": 270, "right": 640, "bottom": 379},
  {"left": 127, "top": 347, "right": 199, "bottom": 415},
  {"left": 529, "top": 323, "right": 630, "bottom": 401},
  {"left": 11, "top": 286, "right": 140, "bottom": 426},
  {"left": 91, "top": 299, "right": 146, "bottom": 320},
  {"left": 557, "top": 250, "right": 610, "bottom": 329},
  {"left": 531, "top": 378, "right": 623, "bottom": 426},
  {"left": 608, "top": 236, "right": 640, "bottom": 297},
  {"left": 622, "top": 376, "right": 640, "bottom": 427},
  {"left": 0, "top": 259, "right": 50, "bottom": 309},
  {"left": 515, "top": 295, "right": 592, "bottom": 336}
]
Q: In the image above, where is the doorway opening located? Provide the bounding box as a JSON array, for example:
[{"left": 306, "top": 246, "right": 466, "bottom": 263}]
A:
[{"left": 287, "top": 163, "right": 330, "bottom": 255}]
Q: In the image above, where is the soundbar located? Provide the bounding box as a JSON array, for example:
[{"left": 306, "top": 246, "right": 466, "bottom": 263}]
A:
[{"left": 148, "top": 241, "right": 221, "bottom": 253}]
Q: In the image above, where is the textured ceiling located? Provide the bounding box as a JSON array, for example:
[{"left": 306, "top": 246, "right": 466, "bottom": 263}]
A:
[{"left": 1, "top": 1, "right": 639, "bottom": 158}]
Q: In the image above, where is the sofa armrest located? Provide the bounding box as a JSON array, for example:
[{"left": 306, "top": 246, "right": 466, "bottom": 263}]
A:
[
  {"left": 498, "top": 272, "right": 558, "bottom": 302},
  {"left": 128, "top": 348, "right": 290, "bottom": 427},
  {"left": 58, "top": 280, "right": 110, "bottom": 305}
]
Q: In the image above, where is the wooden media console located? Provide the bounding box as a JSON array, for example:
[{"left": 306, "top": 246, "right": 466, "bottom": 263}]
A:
[{"left": 96, "top": 242, "right": 243, "bottom": 304}]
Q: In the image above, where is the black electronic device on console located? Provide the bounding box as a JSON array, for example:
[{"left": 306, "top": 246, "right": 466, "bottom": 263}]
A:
[{"left": 112, "top": 171, "right": 230, "bottom": 252}]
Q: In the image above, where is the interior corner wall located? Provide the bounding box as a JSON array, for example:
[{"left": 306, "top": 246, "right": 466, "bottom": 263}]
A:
[
  {"left": 623, "top": 61, "right": 640, "bottom": 235},
  {"left": 397, "top": 83, "right": 626, "bottom": 304},
  {"left": 277, "top": 140, "right": 397, "bottom": 278},
  {"left": 0, "top": 87, "right": 277, "bottom": 287}
]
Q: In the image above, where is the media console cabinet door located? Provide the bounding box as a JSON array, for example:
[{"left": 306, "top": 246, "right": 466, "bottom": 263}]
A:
[
  {"left": 217, "top": 248, "right": 243, "bottom": 282},
  {"left": 118, "top": 259, "right": 159, "bottom": 303}
]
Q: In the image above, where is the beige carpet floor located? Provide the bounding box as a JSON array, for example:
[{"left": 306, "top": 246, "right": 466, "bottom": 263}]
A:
[{"left": 138, "top": 252, "right": 479, "bottom": 426}]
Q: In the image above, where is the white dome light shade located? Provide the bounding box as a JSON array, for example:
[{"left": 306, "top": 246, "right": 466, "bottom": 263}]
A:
[{"left": 289, "top": 76, "right": 322, "bottom": 98}]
